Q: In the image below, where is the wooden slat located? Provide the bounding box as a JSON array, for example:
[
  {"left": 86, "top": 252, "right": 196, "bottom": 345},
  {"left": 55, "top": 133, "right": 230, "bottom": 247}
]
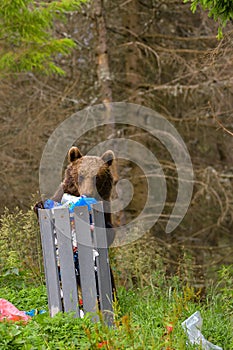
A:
[
  {"left": 91, "top": 202, "right": 113, "bottom": 326},
  {"left": 38, "top": 209, "right": 62, "bottom": 317},
  {"left": 73, "top": 206, "right": 99, "bottom": 321},
  {"left": 53, "top": 208, "right": 79, "bottom": 317}
]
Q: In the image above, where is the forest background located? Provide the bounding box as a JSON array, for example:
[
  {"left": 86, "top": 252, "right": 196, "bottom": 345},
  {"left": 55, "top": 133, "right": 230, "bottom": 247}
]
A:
[{"left": 0, "top": 0, "right": 233, "bottom": 288}]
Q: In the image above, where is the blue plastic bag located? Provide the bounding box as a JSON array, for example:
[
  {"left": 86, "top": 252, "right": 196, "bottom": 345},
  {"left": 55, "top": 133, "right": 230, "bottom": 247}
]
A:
[{"left": 70, "top": 196, "right": 97, "bottom": 212}]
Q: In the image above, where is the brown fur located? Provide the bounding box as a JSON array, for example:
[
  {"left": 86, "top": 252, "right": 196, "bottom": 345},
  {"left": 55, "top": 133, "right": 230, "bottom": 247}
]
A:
[
  {"left": 35, "top": 147, "right": 115, "bottom": 243},
  {"left": 63, "top": 156, "right": 113, "bottom": 201},
  {"left": 34, "top": 146, "right": 116, "bottom": 297}
]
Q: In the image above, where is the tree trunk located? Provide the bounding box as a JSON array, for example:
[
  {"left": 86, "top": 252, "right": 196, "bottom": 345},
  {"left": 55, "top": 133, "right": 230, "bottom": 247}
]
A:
[
  {"left": 93, "top": 0, "right": 112, "bottom": 105},
  {"left": 123, "top": 0, "right": 142, "bottom": 103},
  {"left": 93, "top": 0, "right": 126, "bottom": 226}
]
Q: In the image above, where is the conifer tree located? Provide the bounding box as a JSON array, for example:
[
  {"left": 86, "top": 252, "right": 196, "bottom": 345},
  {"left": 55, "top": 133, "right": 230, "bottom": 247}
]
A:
[
  {"left": 184, "top": 0, "right": 233, "bottom": 38},
  {"left": 0, "top": 0, "right": 87, "bottom": 75}
]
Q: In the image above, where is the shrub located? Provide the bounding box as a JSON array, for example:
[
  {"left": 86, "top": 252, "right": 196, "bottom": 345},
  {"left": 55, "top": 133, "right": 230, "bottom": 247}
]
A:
[{"left": 0, "top": 207, "right": 43, "bottom": 279}]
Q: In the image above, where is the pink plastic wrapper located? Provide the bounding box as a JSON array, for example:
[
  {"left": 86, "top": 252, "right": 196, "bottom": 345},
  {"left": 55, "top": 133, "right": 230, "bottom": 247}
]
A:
[{"left": 0, "top": 298, "right": 31, "bottom": 323}]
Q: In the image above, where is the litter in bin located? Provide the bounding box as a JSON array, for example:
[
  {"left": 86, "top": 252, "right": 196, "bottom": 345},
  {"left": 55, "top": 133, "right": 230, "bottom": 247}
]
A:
[
  {"left": 44, "top": 194, "right": 97, "bottom": 214},
  {"left": 61, "top": 194, "right": 97, "bottom": 212}
]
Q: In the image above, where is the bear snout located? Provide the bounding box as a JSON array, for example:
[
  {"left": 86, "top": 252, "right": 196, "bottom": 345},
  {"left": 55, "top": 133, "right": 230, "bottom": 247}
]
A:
[{"left": 78, "top": 178, "right": 97, "bottom": 198}]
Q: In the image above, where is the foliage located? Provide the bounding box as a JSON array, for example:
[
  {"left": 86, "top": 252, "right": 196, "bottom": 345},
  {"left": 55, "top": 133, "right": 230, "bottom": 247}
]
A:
[
  {"left": 0, "top": 207, "right": 43, "bottom": 279},
  {"left": 0, "top": 207, "right": 232, "bottom": 348},
  {"left": 1, "top": 0, "right": 233, "bottom": 277},
  {"left": 184, "top": 0, "right": 233, "bottom": 38},
  {"left": 0, "top": 265, "right": 232, "bottom": 349},
  {"left": 0, "top": 0, "right": 88, "bottom": 75}
]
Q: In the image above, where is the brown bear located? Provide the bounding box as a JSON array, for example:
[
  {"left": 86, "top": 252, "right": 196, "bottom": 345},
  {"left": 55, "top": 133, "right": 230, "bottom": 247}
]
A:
[
  {"left": 49, "top": 146, "right": 115, "bottom": 246},
  {"left": 34, "top": 146, "right": 116, "bottom": 300},
  {"left": 35, "top": 146, "right": 115, "bottom": 242}
]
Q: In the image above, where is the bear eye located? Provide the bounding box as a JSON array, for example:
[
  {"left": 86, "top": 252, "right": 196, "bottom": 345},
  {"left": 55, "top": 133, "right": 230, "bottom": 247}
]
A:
[
  {"left": 95, "top": 175, "right": 101, "bottom": 183},
  {"left": 78, "top": 175, "right": 84, "bottom": 183}
]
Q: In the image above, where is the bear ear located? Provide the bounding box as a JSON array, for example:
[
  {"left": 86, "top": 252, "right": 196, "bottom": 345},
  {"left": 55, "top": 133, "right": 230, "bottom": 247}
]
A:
[
  {"left": 101, "top": 150, "right": 115, "bottom": 166},
  {"left": 68, "top": 147, "right": 83, "bottom": 163}
]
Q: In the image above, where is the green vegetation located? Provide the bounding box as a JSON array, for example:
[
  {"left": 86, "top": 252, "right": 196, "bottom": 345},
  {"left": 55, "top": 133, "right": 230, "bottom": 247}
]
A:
[
  {"left": 0, "top": 208, "right": 232, "bottom": 349},
  {"left": 0, "top": 207, "right": 42, "bottom": 277},
  {"left": 1, "top": 268, "right": 232, "bottom": 349},
  {"left": 184, "top": 0, "right": 233, "bottom": 38},
  {"left": 0, "top": 0, "right": 88, "bottom": 75}
]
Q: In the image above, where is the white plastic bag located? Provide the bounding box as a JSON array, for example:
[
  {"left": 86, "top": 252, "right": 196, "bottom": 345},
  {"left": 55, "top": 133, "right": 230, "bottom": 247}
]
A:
[{"left": 182, "top": 311, "right": 222, "bottom": 350}]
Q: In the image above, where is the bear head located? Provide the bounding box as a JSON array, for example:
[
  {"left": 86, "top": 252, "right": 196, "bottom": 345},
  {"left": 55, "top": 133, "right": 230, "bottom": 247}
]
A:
[{"left": 62, "top": 146, "right": 115, "bottom": 201}]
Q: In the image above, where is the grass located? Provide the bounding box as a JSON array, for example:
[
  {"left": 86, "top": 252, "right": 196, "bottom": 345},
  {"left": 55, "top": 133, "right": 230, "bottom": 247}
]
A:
[
  {"left": 0, "top": 208, "right": 232, "bottom": 349},
  {"left": 0, "top": 267, "right": 232, "bottom": 350}
]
